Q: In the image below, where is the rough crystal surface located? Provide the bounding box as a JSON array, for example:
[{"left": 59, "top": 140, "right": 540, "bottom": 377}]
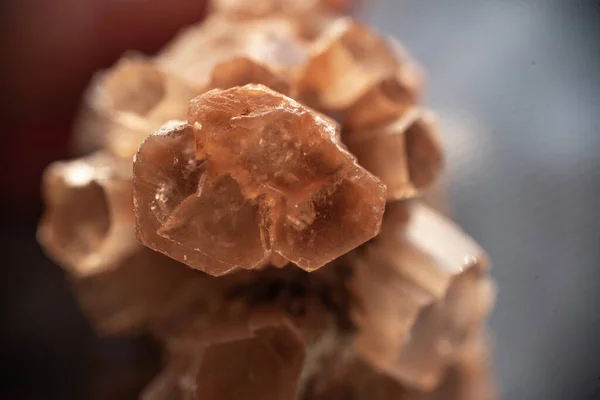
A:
[
  {"left": 135, "top": 85, "right": 386, "bottom": 275},
  {"left": 133, "top": 122, "right": 236, "bottom": 276},
  {"left": 190, "top": 84, "right": 386, "bottom": 271}
]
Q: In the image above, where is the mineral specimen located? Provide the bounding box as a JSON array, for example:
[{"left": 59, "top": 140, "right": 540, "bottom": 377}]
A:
[
  {"left": 37, "top": 2, "right": 496, "bottom": 399},
  {"left": 135, "top": 85, "right": 386, "bottom": 275}
]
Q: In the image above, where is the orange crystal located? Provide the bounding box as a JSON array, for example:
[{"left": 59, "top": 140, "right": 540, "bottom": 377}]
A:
[
  {"left": 350, "top": 203, "right": 492, "bottom": 389},
  {"left": 133, "top": 121, "right": 237, "bottom": 276},
  {"left": 297, "top": 19, "right": 420, "bottom": 111},
  {"left": 75, "top": 57, "right": 198, "bottom": 160},
  {"left": 134, "top": 85, "right": 386, "bottom": 275},
  {"left": 156, "top": 16, "right": 308, "bottom": 88},
  {"left": 208, "top": 56, "right": 291, "bottom": 95},
  {"left": 38, "top": 152, "right": 134, "bottom": 274},
  {"left": 190, "top": 84, "right": 387, "bottom": 271},
  {"left": 344, "top": 108, "right": 443, "bottom": 200},
  {"left": 150, "top": 311, "right": 306, "bottom": 400}
]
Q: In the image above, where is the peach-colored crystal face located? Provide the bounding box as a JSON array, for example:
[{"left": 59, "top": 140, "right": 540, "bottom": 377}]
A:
[
  {"left": 195, "top": 329, "right": 302, "bottom": 400},
  {"left": 166, "top": 312, "right": 305, "bottom": 400},
  {"left": 208, "top": 56, "right": 291, "bottom": 95},
  {"left": 38, "top": 152, "right": 135, "bottom": 275},
  {"left": 191, "top": 84, "right": 386, "bottom": 271},
  {"left": 387, "top": 268, "right": 495, "bottom": 390},
  {"left": 190, "top": 85, "right": 349, "bottom": 197},
  {"left": 103, "top": 60, "right": 167, "bottom": 116},
  {"left": 342, "top": 74, "right": 419, "bottom": 131},
  {"left": 297, "top": 19, "right": 402, "bottom": 111},
  {"left": 345, "top": 109, "right": 443, "bottom": 201},
  {"left": 134, "top": 122, "right": 236, "bottom": 276},
  {"left": 350, "top": 203, "right": 492, "bottom": 390},
  {"left": 77, "top": 58, "right": 198, "bottom": 160},
  {"left": 40, "top": 177, "right": 110, "bottom": 266},
  {"left": 134, "top": 85, "right": 386, "bottom": 276},
  {"left": 158, "top": 174, "right": 269, "bottom": 269}
]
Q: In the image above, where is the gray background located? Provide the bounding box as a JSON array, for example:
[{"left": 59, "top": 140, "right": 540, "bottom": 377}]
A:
[{"left": 364, "top": 1, "right": 600, "bottom": 399}]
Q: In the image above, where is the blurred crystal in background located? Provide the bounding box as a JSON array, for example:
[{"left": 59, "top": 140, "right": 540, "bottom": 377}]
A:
[{"left": 364, "top": 1, "right": 600, "bottom": 399}]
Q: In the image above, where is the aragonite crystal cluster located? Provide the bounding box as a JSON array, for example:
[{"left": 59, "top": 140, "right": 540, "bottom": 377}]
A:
[{"left": 38, "top": 1, "right": 496, "bottom": 399}]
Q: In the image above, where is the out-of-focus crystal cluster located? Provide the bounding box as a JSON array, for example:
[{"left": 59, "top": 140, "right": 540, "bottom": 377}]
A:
[{"left": 38, "top": 0, "right": 496, "bottom": 398}]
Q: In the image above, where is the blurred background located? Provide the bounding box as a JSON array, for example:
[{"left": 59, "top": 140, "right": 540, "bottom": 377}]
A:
[{"left": 1, "top": 0, "right": 599, "bottom": 399}]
